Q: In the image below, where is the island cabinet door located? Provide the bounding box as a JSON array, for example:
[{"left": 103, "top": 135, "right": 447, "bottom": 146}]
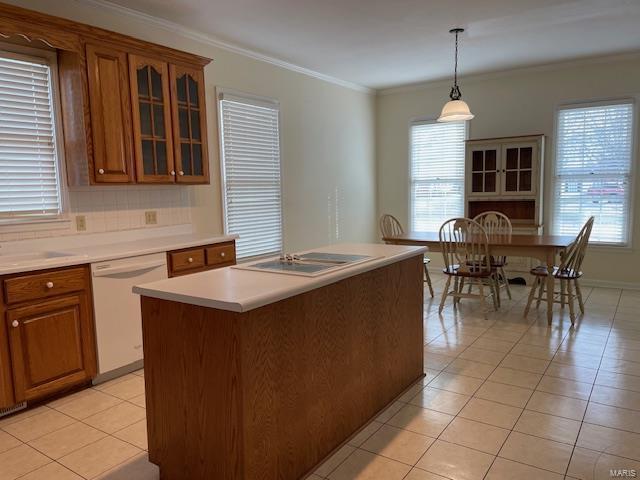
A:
[
  {"left": 170, "top": 64, "right": 209, "bottom": 184},
  {"left": 129, "top": 54, "right": 175, "bottom": 183},
  {"left": 85, "top": 44, "right": 135, "bottom": 183},
  {"left": 6, "top": 294, "right": 96, "bottom": 402}
]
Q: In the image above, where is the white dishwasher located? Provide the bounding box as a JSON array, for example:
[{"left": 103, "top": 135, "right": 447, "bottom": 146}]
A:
[{"left": 91, "top": 252, "right": 168, "bottom": 382}]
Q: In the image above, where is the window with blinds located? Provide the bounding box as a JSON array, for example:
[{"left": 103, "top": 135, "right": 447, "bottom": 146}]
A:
[
  {"left": 553, "top": 101, "right": 635, "bottom": 245},
  {"left": 0, "top": 51, "right": 63, "bottom": 220},
  {"left": 219, "top": 92, "right": 283, "bottom": 260},
  {"left": 410, "top": 121, "right": 466, "bottom": 232}
]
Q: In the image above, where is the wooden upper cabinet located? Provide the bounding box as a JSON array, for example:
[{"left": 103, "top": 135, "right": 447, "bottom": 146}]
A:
[
  {"left": 0, "top": 2, "right": 212, "bottom": 186},
  {"left": 129, "top": 55, "right": 175, "bottom": 183},
  {"left": 170, "top": 65, "right": 209, "bottom": 184},
  {"left": 86, "top": 44, "right": 134, "bottom": 183}
]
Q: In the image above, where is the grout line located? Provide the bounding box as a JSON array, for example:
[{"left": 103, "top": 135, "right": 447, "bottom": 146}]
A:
[
  {"left": 562, "top": 287, "right": 622, "bottom": 478},
  {"left": 480, "top": 298, "right": 571, "bottom": 478}
]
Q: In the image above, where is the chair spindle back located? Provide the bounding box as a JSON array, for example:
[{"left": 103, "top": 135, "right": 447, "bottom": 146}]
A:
[
  {"left": 559, "top": 216, "right": 594, "bottom": 274},
  {"left": 473, "top": 211, "right": 512, "bottom": 264},
  {"left": 439, "top": 218, "right": 491, "bottom": 275},
  {"left": 379, "top": 214, "right": 404, "bottom": 239}
]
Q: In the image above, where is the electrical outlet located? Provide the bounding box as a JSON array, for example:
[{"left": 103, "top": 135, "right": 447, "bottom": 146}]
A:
[
  {"left": 75, "top": 215, "right": 87, "bottom": 231},
  {"left": 145, "top": 210, "right": 158, "bottom": 225}
]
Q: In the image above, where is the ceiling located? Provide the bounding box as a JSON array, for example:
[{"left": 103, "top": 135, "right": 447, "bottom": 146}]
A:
[{"left": 103, "top": 0, "right": 640, "bottom": 90}]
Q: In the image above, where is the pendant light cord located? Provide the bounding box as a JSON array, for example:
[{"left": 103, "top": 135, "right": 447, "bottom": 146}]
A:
[
  {"left": 449, "top": 28, "right": 463, "bottom": 101},
  {"left": 453, "top": 30, "right": 459, "bottom": 89}
]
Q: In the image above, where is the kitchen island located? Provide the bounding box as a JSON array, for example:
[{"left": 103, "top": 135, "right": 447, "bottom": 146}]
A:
[{"left": 133, "top": 243, "right": 426, "bottom": 480}]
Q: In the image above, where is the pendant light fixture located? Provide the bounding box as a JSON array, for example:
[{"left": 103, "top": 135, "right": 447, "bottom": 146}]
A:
[{"left": 438, "top": 28, "right": 474, "bottom": 122}]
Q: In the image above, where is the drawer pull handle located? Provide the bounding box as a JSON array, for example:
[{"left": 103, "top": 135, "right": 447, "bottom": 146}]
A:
[
  {"left": 98, "top": 168, "right": 105, "bottom": 174},
  {"left": 170, "top": 170, "right": 176, "bottom": 176},
  {"left": 220, "top": 252, "right": 225, "bottom": 257},
  {"left": 45, "top": 281, "right": 54, "bottom": 289},
  {"left": 12, "top": 320, "right": 19, "bottom": 328},
  {"left": 179, "top": 171, "right": 184, "bottom": 176},
  {"left": 188, "top": 257, "right": 194, "bottom": 263}
]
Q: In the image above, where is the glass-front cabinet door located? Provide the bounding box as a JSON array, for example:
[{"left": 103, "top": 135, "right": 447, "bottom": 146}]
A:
[
  {"left": 501, "top": 142, "right": 537, "bottom": 195},
  {"left": 129, "top": 55, "right": 175, "bottom": 183},
  {"left": 468, "top": 145, "right": 500, "bottom": 196},
  {"left": 170, "top": 65, "right": 209, "bottom": 184}
]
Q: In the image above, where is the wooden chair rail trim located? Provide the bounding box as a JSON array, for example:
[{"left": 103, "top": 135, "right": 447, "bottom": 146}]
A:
[{"left": 0, "top": 2, "right": 212, "bottom": 66}]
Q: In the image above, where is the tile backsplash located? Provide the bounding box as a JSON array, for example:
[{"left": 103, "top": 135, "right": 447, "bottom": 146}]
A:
[{"left": 0, "top": 186, "right": 192, "bottom": 242}]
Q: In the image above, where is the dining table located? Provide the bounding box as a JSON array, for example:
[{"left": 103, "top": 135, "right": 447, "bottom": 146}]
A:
[{"left": 382, "top": 231, "right": 576, "bottom": 325}]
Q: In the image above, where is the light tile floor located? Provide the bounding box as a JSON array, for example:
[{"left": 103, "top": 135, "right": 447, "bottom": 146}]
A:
[{"left": 1, "top": 273, "right": 640, "bottom": 479}]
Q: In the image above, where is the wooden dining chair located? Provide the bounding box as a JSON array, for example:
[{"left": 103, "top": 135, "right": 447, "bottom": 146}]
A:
[
  {"left": 524, "top": 217, "right": 594, "bottom": 325},
  {"left": 473, "top": 211, "right": 513, "bottom": 300},
  {"left": 438, "top": 218, "right": 498, "bottom": 314},
  {"left": 379, "top": 214, "right": 434, "bottom": 297}
]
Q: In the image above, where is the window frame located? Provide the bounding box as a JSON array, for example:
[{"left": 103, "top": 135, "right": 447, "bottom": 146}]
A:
[
  {"left": 407, "top": 117, "right": 468, "bottom": 233},
  {"left": 216, "top": 87, "right": 284, "bottom": 261},
  {"left": 551, "top": 97, "right": 637, "bottom": 248},
  {"left": 0, "top": 42, "right": 69, "bottom": 229}
]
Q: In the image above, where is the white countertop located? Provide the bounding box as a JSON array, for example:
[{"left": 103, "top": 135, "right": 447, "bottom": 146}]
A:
[
  {"left": 0, "top": 231, "right": 237, "bottom": 275},
  {"left": 133, "top": 243, "right": 427, "bottom": 313}
]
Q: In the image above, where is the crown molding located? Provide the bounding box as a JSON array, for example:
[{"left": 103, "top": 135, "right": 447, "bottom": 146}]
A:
[
  {"left": 80, "top": 0, "right": 373, "bottom": 94},
  {"left": 377, "top": 51, "right": 640, "bottom": 96}
]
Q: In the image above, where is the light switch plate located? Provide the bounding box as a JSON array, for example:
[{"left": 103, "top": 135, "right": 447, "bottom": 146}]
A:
[
  {"left": 75, "top": 215, "right": 87, "bottom": 231},
  {"left": 145, "top": 211, "right": 158, "bottom": 225}
]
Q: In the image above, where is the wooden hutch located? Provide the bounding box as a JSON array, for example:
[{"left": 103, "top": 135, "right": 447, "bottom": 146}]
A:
[{"left": 465, "top": 134, "right": 545, "bottom": 272}]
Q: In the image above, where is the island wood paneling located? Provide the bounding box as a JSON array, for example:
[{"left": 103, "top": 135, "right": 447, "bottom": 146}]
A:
[{"left": 141, "top": 254, "right": 424, "bottom": 480}]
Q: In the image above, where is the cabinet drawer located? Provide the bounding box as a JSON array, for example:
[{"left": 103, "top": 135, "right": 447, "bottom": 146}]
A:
[
  {"left": 169, "top": 248, "right": 205, "bottom": 273},
  {"left": 206, "top": 243, "right": 236, "bottom": 267},
  {"left": 4, "top": 268, "right": 87, "bottom": 305}
]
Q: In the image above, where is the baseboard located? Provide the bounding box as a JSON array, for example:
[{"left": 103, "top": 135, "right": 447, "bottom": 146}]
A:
[
  {"left": 579, "top": 279, "right": 640, "bottom": 291},
  {"left": 92, "top": 359, "right": 144, "bottom": 385}
]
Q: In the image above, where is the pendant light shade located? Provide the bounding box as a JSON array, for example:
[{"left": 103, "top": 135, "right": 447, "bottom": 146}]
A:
[
  {"left": 438, "top": 28, "right": 474, "bottom": 123},
  {"left": 438, "top": 99, "right": 474, "bottom": 122}
]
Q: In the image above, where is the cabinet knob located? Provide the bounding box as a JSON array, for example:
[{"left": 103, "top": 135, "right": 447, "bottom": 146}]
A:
[
  {"left": 98, "top": 168, "right": 105, "bottom": 174},
  {"left": 220, "top": 252, "right": 225, "bottom": 257},
  {"left": 188, "top": 257, "right": 194, "bottom": 263},
  {"left": 45, "top": 281, "right": 54, "bottom": 289},
  {"left": 11, "top": 320, "right": 19, "bottom": 328},
  {"left": 178, "top": 171, "right": 184, "bottom": 176},
  {"left": 170, "top": 170, "right": 176, "bottom": 176}
]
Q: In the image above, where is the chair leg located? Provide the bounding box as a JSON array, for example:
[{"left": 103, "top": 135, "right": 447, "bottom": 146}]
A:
[
  {"left": 567, "top": 279, "right": 576, "bottom": 325},
  {"left": 524, "top": 277, "right": 538, "bottom": 317},
  {"left": 424, "top": 264, "right": 434, "bottom": 298},
  {"left": 560, "top": 280, "right": 567, "bottom": 309},
  {"left": 477, "top": 280, "right": 488, "bottom": 315},
  {"left": 494, "top": 274, "right": 501, "bottom": 308},
  {"left": 501, "top": 267, "right": 512, "bottom": 299},
  {"left": 575, "top": 279, "right": 585, "bottom": 314},
  {"left": 453, "top": 277, "right": 460, "bottom": 309},
  {"left": 535, "top": 277, "right": 545, "bottom": 308},
  {"left": 439, "top": 276, "right": 451, "bottom": 313},
  {"left": 457, "top": 278, "right": 465, "bottom": 304},
  {"left": 490, "top": 278, "right": 499, "bottom": 311}
]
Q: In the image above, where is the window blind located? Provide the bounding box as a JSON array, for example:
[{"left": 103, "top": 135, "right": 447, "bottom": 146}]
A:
[
  {"left": 410, "top": 121, "right": 466, "bottom": 232},
  {"left": 219, "top": 94, "right": 283, "bottom": 260},
  {"left": 0, "top": 53, "right": 62, "bottom": 218},
  {"left": 553, "top": 101, "right": 634, "bottom": 245}
]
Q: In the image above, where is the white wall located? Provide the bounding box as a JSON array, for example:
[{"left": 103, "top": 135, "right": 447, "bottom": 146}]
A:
[
  {"left": 377, "top": 55, "right": 640, "bottom": 287},
  {"left": 4, "top": 0, "right": 377, "bottom": 251}
]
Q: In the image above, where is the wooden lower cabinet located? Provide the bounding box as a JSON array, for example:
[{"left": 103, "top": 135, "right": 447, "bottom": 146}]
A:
[
  {"left": 1, "top": 266, "right": 96, "bottom": 407},
  {"left": 167, "top": 241, "right": 236, "bottom": 277}
]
